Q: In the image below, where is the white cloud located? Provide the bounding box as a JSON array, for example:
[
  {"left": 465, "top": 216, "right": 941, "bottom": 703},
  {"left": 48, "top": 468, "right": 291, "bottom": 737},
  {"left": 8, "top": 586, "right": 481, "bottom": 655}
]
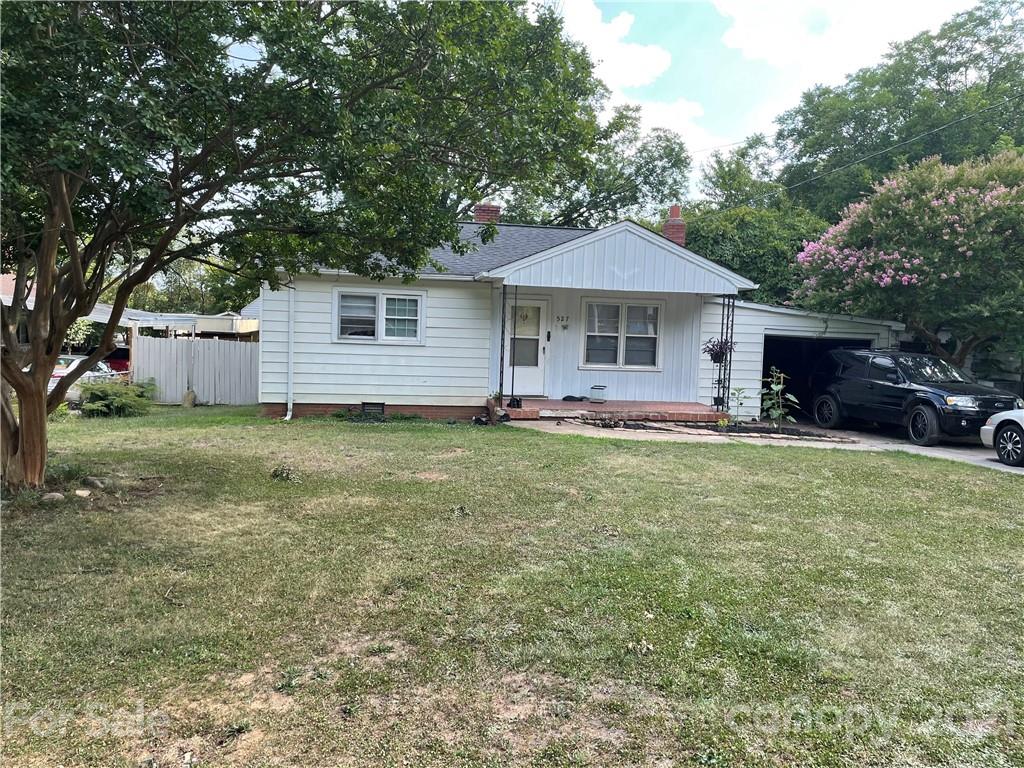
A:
[
  {"left": 559, "top": 0, "right": 671, "bottom": 91},
  {"left": 558, "top": 0, "right": 734, "bottom": 162},
  {"left": 711, "top": 0, "right": 977, "bottom": 130}
]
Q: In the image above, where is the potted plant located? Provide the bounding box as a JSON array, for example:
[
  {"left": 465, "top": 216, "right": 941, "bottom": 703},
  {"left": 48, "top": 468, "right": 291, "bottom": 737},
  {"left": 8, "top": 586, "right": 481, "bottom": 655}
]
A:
[{"left": 702, "top": 337, "right": 735, "bottom": 364}]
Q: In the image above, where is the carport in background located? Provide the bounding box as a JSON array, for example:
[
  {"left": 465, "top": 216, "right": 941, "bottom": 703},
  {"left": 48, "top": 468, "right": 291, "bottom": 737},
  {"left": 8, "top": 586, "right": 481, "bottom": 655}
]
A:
[{"left": 761, "top": 336, "right": 872, "bottom": 416}]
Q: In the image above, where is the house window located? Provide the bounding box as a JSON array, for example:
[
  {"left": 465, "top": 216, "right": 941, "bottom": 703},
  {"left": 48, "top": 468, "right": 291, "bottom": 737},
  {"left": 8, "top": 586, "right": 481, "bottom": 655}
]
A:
[
  {"left": 585, "top": 303, "right": 620, "bottom": 364},
  {"left": 583, "top": 301, "right": 660, "bottom": 368},
  {"left": 335, "top": 289, "right": 424, "bottom": 344},
  {"left": 384, "top": 296, "right": 419, "bottom": 339},
  {"left": 338, "top": 294, "right": 377, "bottom": 338}
]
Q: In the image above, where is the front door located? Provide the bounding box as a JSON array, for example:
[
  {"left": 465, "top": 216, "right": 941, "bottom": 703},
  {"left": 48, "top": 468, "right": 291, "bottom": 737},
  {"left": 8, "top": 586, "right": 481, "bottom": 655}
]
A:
[{"left": 505, "top": 300, "right": 547, "bottom": 396}]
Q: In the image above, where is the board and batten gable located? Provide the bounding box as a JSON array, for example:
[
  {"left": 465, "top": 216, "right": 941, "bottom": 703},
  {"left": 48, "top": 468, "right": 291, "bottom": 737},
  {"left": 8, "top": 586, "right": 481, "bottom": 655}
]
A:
[
  {"left": 698, "top": 298, "right": 903, "bottom": 418},
  {"left": 485, "top": 222, "right": 755, "bottom": 295},
  {"left": 259, "top": 275, "right": 492, "bottom": 407}
]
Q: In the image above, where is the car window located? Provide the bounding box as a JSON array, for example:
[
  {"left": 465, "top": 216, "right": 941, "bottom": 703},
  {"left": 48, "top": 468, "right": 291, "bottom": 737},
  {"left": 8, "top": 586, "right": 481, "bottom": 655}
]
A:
[
  {"left": 894, "top": 355, "right": 973, "bottom": 384},
  {"left": 91, "top": 361, "right": 113, "bottom": 374},
  {"left": 867, "top": 356, "right": 899, "bottom": 381},
  {"left": 837, "top": 352, "right": 867, "bottom": 377}
]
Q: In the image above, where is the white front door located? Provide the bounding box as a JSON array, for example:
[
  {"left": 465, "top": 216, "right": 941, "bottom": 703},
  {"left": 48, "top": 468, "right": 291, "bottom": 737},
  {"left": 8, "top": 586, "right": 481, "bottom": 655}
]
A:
[{"left": 505, "top": 299, "right": 547, "bottom": 396}]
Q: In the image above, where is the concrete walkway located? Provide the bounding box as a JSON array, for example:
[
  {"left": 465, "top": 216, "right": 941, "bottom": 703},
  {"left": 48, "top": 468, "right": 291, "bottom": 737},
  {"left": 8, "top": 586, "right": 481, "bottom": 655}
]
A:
[{"left": 510, "top": 419, "right": 1024, "bottom": 475}]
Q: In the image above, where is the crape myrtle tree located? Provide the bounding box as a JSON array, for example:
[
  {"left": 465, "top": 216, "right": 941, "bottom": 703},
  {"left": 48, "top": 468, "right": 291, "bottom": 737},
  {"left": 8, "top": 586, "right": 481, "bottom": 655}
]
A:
[
  {"left": 0, "top": 1, "right": 604, "bottom": 489},
  {"left": 794, "top": 152, "right": 1024, "bottom": 366}
]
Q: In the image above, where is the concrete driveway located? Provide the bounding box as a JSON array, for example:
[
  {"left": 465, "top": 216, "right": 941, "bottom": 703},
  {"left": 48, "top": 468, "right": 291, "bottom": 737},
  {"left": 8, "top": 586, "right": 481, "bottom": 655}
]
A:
[
  {"left": 511, "top": 419, "right": 1024, "bottom": 475},
  {"left": 824, "top": 423, "right": 1023, "bottom": 474}
]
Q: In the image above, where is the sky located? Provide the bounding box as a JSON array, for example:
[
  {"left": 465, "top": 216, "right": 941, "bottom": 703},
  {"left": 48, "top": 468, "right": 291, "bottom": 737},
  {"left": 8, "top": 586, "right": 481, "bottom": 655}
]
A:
[{"left": 556, "top": 0, "right": 976, "bottom": 164}]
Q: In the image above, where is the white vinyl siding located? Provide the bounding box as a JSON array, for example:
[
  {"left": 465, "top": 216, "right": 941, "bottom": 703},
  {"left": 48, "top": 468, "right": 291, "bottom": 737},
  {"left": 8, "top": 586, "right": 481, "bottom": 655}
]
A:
[{"left": 260, "top": 277, "right": 490, "bottom": 406}]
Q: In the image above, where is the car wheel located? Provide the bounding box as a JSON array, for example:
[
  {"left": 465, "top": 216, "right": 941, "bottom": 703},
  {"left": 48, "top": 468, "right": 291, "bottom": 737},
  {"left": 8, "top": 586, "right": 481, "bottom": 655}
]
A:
[
  {"left": 907, "top": 404, "right": 940, "bottom": 446},
  {"left": 995, "top": 424, "right": 1024, "bottom": 467},
  {"left": 813, "top": 394, "right": 843, "bottom": 428}
]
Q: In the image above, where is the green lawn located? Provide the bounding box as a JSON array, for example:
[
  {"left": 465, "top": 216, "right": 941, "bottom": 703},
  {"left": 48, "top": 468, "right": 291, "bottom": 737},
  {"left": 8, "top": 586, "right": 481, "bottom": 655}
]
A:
[{"left": 2, "top": 407, "right": 1022, "bottom": 767}]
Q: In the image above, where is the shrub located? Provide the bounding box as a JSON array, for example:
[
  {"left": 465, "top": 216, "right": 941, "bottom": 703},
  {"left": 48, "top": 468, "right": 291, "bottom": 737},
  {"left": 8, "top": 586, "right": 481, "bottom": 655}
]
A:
[
  {"left": 48, "top": 401, "right": 71, "bottom": 421},
  {"left": 79, "top": 380, "right": 153, "bottom": 418}
]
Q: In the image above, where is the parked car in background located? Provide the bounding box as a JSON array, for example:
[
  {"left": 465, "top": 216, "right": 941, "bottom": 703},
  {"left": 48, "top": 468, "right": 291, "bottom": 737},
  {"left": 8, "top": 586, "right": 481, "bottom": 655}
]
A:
[
  {"left": 87, "top": 345, "right": 131, "bottom": 372},
  {"left": 49, "top": 355, "right": 122, "bottom": 402},
  {"left": 810, "top": 350, "right": 1023, "bottom": 446},
  {"left": 981, "top": 409, "right": 1024, "bottom": 467}
]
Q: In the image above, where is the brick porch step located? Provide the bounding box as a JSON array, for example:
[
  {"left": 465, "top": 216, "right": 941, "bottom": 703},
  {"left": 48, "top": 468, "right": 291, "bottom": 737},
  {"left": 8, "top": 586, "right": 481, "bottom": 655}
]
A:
[{"left": 502, "top": 399, "right": 720, "bottom": 423}]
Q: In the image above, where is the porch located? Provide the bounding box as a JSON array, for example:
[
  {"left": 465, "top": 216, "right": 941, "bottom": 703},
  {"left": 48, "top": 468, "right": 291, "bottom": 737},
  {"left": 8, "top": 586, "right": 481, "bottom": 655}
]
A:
[
  {"left": 501, "top": 398, "right": 720, "bottom": 422},
  {"left": 482, "top": 221, "right": 754, "bottom": 417}
]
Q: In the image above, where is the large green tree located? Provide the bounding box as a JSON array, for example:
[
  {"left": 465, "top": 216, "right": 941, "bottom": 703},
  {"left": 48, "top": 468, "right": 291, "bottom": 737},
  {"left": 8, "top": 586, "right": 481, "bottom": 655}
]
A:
[
  {"left": 503, "top": 105, "right": 691, "bottom": 227},
  {"left": 125, "top": 261, "right": 259, "bottom": 315},
  {"left": 0, "top": 1, "right": 603, "bottom": 489},
  {"left": 795, "top": 152, "right": 1024, "bottom": 366},
  {"left": 776, "top": 0, "right": 1024, "bottom": 219},
  {"left": 682, "top": 136, "right": 827, "bottom": 304}
]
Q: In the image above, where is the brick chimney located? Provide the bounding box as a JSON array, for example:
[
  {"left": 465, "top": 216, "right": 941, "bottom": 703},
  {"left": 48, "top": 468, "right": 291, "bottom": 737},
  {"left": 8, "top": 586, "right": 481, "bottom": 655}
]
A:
[
  {"left": 473, "top": 202, "right": 501, "bottom": 223},
  {"left": 662, "top": 204, "right": 686, "bottom": 248}
]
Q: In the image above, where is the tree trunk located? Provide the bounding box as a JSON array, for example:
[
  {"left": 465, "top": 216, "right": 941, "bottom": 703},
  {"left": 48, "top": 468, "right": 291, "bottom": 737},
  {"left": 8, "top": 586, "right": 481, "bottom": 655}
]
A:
[{"left": 1, "top": 381, "right": 48, "bottom": 490}]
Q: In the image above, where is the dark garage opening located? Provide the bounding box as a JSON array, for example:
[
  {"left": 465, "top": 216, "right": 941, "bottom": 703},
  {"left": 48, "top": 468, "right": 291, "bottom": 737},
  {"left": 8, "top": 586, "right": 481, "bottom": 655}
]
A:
[{"left": 761, "top": 335, "right": 873, "bottom": 417}]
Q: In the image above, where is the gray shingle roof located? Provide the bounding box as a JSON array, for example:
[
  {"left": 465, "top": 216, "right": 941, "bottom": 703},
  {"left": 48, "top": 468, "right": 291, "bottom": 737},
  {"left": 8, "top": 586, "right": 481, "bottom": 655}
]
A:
[{"left": 422, "top": 222, "right": 593, "bottom": 276}]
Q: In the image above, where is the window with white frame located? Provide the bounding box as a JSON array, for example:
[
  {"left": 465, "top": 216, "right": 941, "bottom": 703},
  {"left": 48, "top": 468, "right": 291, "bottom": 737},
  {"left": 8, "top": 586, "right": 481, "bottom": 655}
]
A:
[
  {"left": 583, "top": 301, "right": 659, "bottom": 368},
  {"left": 335, "top": 289, "right": 424, "bottom": 343}
]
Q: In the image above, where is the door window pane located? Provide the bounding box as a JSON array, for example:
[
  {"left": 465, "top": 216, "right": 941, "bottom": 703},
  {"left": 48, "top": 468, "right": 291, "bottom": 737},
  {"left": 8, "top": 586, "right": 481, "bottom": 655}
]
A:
[
  {"left": 512, "top": 305, "right": 540, "bottom": 337},
  {"left": 339, "top": 294, "right": 377, "bottom": 338},
  {"left": 585, "top": 334, "right": 619, "bottom": 364},
  {"left": 511, "top": 338, "right": 539, "bottom": 366},
  {"left": 587, "top": 303, "right": 619, "bottom": 334},
  {"left": 624, "top": 336, "right": 657, "bottom": 366}
]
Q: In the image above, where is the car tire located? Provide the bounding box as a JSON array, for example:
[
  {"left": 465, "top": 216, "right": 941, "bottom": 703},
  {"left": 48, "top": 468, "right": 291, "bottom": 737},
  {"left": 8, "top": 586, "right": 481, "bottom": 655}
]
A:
[
  {"left": 907, "top": 404, "right": 940, "bottom": 446},
  {"left": 813, "top": 394, "right": 843, "bottom": 429},
  {"left": 995, "top": 424, "right": 1024, "bottom": 467}
]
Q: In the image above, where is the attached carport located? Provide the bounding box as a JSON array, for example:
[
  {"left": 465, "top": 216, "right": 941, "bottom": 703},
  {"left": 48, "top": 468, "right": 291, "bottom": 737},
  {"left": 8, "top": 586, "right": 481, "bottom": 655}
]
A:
[
  {"left": 761, "top": 335, "right": 873, "bottom": 414},
  {"left": 699, "top": 299, "right": 905, "bottom": 419}
]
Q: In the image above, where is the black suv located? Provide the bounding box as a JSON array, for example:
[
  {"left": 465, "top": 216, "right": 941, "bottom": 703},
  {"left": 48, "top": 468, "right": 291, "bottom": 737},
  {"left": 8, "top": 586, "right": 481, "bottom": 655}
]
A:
[{"left": 810, "top": 350, "right": 1023, "bottom": 445}]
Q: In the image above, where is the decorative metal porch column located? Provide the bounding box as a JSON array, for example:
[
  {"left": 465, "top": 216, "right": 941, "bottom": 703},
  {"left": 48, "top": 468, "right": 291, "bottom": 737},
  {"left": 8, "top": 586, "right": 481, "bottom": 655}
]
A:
[{"left": 714, "top": 294, "right": 736, "bottom": 411}]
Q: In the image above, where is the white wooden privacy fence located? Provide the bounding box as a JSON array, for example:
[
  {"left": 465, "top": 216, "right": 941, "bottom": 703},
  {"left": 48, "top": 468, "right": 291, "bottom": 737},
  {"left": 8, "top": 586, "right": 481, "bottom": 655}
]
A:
[{"left": 132, "top": 335, "right": 259, "bottom": 405}]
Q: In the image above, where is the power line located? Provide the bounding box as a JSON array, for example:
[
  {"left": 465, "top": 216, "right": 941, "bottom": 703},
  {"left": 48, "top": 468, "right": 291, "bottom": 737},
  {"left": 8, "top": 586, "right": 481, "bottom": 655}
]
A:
[{"left": 693, "top": 90, "right": 1024, "bottom": 220}]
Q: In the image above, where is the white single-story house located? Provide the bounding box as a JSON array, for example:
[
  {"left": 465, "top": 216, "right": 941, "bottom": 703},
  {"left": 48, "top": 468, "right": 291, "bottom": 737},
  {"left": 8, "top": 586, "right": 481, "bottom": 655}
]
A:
[{"left": 257, "top": 205, "right": 903, "bottom": 421}]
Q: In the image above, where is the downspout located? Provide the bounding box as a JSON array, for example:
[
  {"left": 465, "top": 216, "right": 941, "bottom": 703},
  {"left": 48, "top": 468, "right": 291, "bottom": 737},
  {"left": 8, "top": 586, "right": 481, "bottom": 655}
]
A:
[{"left": 284, "top": 285, "right": 295, "bottom": 420}]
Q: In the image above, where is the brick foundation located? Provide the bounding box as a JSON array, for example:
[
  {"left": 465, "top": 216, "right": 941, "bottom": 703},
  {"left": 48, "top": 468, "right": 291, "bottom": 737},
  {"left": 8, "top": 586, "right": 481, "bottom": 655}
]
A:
[{"left": 261, "top": 403, "right": 487, "bottom": 421}]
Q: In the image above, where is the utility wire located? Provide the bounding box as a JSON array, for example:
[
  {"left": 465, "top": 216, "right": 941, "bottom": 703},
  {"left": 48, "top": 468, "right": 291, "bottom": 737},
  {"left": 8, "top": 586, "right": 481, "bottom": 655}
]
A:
[{"left": 692, "top": 90, "right": 1024, "bottom": 220}]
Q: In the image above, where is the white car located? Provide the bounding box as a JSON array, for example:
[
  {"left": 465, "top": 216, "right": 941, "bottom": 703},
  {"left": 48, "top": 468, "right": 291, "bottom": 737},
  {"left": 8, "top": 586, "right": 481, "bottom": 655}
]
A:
[
  {"left": 981, "top": 409, "right": 1024, "bottom": 467},
  {"left": 49, "top": 355, "right": 122, "bottom": 402}
]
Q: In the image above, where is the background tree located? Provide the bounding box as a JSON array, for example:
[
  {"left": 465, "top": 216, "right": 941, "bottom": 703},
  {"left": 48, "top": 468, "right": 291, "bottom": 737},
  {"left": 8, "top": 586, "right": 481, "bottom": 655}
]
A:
[
  {"left": 680, "top": 137, "right": 827, "bottom": 303},
  {"left": 503, "top": 105, "right": 691, "bottom": 227},
  {"left": 0, "top": 1, "right": 604, "bottom": 489},
  {"left": 775, "top": 0, "right": 1024, "bottom": 220},
  {"left": 123, "top": 261, "right": 259, "bottom": 315},
  {"left": 698, "top": 135, "right": 781, "bottom": 209},
  {"left": 794, "top": 152, "right": 1024, "bottom": 366}
]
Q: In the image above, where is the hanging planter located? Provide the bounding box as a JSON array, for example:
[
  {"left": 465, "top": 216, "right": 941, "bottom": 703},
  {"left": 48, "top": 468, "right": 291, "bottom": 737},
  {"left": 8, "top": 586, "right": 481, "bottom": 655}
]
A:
[{"left": 702, "top": 337, "right": 735, "bottom": 365}]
